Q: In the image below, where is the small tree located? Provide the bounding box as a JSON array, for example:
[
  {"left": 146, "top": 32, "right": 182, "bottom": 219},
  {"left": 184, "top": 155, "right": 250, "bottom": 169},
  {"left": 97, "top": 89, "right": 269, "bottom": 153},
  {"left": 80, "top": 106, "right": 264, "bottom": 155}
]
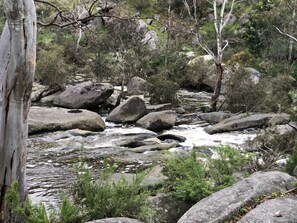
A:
[{"left": 183, "top": 0, "right": 238, "bottom": 110}]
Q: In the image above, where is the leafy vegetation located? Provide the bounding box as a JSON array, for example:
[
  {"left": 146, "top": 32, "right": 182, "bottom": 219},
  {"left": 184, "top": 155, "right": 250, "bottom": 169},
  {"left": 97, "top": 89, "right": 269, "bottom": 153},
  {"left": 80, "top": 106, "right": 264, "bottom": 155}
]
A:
[
  {"left": 163, "top": 146, "right": 251, "bottom": 202},
  {"left": 5, "top": 162, "right": 153, "bottom": 223},
  {"left": 285, "top": 147, "right": 297, "bottom": 175}
]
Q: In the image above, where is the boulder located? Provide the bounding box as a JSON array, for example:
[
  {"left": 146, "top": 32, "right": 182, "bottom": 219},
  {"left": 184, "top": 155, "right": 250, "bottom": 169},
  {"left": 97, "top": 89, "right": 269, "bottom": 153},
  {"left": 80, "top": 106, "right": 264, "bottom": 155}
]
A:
[
  {"left": 157, "top": 133, "right": 187, "bottom": 142},
  {"left": 177, "top": 171, "right": 295, "bottom": 223},
  {"left": 136, "top": 110, "right": 177, "bottom": 132},
  {"left": 85, "top": 218, "right": 144, "bottom": 223},
  {"left": 205, "top": 113, "right": 290, "bottom": 134},
  {"left": 198, "top": 112, "right": 232, "bottom": 124},
  {"left": 127, "top": 76, "right": 147, "bottom": 96},
  {"left": 54, "top": 81, "right": 114, "bottom": 109},
  {"left": 141, "top": 30, "right": 159, "bottom": 49},
  {"left": 106, "top": 96, "right": 147, "bottom": 123},
  {"left": 239, "top": 196, "right": 297, "bottom": 223},
  {"left": 29, "top": 106, "right": 105, "bottom": 134},
  {"left": 146, "top": 103, "right": 172, "bottom": 113}
]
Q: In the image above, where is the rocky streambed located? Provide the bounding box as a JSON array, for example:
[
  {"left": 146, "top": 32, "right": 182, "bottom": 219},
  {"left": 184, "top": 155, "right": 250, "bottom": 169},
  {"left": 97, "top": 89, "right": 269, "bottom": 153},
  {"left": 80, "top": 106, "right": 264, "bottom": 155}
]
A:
[{"left": 26, "top": 116, "right": 256, "bottom": 207}]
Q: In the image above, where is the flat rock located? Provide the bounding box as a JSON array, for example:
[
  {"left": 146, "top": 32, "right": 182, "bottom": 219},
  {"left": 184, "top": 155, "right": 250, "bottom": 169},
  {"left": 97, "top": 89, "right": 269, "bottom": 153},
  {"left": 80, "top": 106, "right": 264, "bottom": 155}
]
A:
[
  {"left": 239, "top": 196, "right": 297, "bottom": 223},
  {"left": 157, "top": 133, "right": 186, "bottom": 142},
  {"left": 146, "top": 103, "right": 172, "bottom": 113},
  {"left": 85, "top": 218, "right": 144, "bottom": 223},
  {"left": 136, "top": 110, "right": 177, "bottom": 132},
  {"left": 106, "top": 96, "right": 147, "bottom": 123},
  {"left": 29, "top": 106, "right": 105, "bottom": 134},
  {"left": 54, "top": 81, "right": 114, "bottom": 109},
  {"left": 198, "top": 112, "right": 232, "bottom": 124},
  {"left": 178, "top": 171, "right": 295, "bottom": 223},
  {"left": 205, "top": 113, "right": 290, "bottom": 134}
]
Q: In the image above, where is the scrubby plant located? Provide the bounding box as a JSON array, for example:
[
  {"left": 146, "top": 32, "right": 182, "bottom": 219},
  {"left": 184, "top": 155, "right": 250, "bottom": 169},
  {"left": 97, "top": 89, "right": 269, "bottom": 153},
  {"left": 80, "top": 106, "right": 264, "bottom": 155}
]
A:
[
  {"left": 285, "top": 147, "right": 297, "bottom": 175},
  {"left": 163, "top": 152, "right": 211, "bottom": 202},
  {"left": 36, "top": 44, "right": 73, "bottom": 86},
  {"left": 147, "top": 74, "right": 179, "bottom": 105},
  {"left": 163, "top": 146, "right": 251, "bottom": 202}
]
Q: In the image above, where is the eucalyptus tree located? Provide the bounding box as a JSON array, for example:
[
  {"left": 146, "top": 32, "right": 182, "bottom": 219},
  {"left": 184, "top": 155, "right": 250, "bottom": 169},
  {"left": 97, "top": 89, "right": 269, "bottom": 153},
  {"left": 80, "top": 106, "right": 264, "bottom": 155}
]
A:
[
  {"left": 0, "top": 0, "right": 37, "bottom": 221},
  {"left": 0, "top": 0, "right": 115, "bottom": 221},
  {"left": 183, "top": 0, "right": 239, "bottom": 111}
]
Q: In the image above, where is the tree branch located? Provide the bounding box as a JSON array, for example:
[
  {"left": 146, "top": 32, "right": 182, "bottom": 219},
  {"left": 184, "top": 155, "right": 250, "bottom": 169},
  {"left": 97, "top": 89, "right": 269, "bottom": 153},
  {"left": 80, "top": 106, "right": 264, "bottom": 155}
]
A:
[{"left": 274, "top": 25, "right": 297, "bottom": 42}]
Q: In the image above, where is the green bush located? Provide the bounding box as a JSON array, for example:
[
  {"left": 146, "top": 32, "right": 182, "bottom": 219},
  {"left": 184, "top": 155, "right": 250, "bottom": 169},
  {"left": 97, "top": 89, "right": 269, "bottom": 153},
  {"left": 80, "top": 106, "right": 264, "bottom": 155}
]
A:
[
  {"left": 36, "top": 44, "right": 73, "bottom": 86},
  {"left": 163, "top": 146, "right": 250, "bottom": 202},
  {"left": 285, "top": 147, "right": 297, "bottom": 175},
  {"left": 147, "top": 75, "right": 179, "bottom": 105}
]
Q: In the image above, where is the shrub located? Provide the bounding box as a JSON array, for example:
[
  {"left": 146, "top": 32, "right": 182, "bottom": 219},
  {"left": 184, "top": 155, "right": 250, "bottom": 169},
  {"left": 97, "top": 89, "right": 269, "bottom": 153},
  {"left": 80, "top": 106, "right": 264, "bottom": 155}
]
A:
[
  {"left": 163, "top": 146, "right": 250, "bottom": 202},
  {"left": 36, "top": 44, "right": 73, "bottom": 86},
  {"left": 163, "top": 152, "right": 211, "bottom": 202},
  {"left": 285, "top": 147, "right": 297, "bottom": 175},
  {"left": 147, "top": 75, "right": 179, "bottom": 105}
]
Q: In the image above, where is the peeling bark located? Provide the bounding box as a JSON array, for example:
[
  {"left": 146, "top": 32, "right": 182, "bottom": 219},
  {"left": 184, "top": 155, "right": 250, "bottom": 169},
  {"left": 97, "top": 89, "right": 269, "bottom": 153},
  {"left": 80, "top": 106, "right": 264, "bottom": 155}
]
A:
[{"left": 0, "top": 0, "right": 36, "bottom": 221}]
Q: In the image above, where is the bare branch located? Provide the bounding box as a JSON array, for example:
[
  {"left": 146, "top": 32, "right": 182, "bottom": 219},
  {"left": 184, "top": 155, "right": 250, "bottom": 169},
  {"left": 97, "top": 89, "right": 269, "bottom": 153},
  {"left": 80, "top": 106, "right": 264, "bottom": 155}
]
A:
[
  {"left": 222, "top": 39, "right": 229, "bottom": 51},
  {"left": 274, "top": 25, "right": 297, "bottom": 42}
]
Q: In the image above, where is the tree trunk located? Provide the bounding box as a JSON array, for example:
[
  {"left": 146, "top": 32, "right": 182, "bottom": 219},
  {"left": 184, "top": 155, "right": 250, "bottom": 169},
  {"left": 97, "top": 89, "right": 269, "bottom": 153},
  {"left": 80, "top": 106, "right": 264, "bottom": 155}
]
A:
[
  {"left": 0, "top": 0, "right": 36, "bottom": 221},
  {"left": 211, "top": 63, "right": 223, "bottom": 111}
]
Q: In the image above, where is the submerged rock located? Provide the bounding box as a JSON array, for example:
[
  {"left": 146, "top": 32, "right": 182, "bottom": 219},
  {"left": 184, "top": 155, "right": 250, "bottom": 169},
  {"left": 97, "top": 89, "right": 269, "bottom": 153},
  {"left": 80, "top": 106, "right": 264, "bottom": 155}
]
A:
[
  {"left": 29, "top": 106, "right": 105, "bottom": 134},
  {"left": 178, "top": 171, "right": 295, "bottom": 223},
  {"left": 198, "top": 112, "right": 232, "bottom": 124}
]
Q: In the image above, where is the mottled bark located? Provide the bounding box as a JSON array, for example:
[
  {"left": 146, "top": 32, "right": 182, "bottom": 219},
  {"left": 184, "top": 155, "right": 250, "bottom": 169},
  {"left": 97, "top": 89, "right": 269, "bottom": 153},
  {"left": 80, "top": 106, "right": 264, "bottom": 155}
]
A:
[
  {"left": 0, "top": 0, "right": 36, "bottom": 221},
  {"left": 211, "top": 63, "right": 223, "bottom": 111}
]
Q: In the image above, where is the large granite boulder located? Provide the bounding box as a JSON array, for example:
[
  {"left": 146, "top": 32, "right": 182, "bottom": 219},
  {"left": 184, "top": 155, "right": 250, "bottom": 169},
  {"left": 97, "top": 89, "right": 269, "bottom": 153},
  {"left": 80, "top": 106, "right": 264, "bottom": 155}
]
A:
[
  {"left": 106, "top": 96, "right": 147, "bottom": 123},
  {"left": 29, "top": 106, "right": 105, "bottom": 134},
  {"left": 127, "top": 76, "right": 147, "bottom": 96},
  {"left": 85, "top": 218, "right": 144, "bottom": 223},
  {"left": 205, "top": 113, "right": 290, "bottom": 134},
  {"left": 136, "top": 110, "right": 177, "bottom": 132},
  {"left": 239, "top": 196, "right": 297, "bottom": 223},
  {"left": 177, "top": 171, "right": 295, "bottom": 223},
  {"left": 54, "top": 81, "right": 114, "bottom": 109}
]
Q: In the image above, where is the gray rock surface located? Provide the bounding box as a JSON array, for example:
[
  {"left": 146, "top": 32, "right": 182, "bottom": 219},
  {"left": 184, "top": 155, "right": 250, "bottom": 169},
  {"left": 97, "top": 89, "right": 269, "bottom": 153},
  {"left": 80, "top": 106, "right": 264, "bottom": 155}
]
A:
[
  {"left": 136, "top": 110, "right": 177, "bottom": 132},
  {"left": 54, "top": 81, "right": 114, "bottom": 109},
  {"left": 239, "top": 196, "right": 297, "bottom": 223},
  {"left": 198, "top": 112, "right": 232, "bottom": 124},
  {"left": 146, "top": 103, "right": 172, "bottom": 113},
  {"left": 178, "top": 171, "right": 295, "bottom": 223},
  {"left": 106, "top": 96, "right": 146, "bottom": 123},
  {"left": 29, "top": 106, "right": 105, "bottom": 134},
  {"left": 157, "top": 133, "right": 186, "bottom": 142},
  {"left": 127, "top": 76, "right": 147, "bottom": 95},
  {"left": 85, "top": 218, "right": 144, "bottom": 223},
  {"left": 205, "top": 113, "right": 290, "bottom": 134}
]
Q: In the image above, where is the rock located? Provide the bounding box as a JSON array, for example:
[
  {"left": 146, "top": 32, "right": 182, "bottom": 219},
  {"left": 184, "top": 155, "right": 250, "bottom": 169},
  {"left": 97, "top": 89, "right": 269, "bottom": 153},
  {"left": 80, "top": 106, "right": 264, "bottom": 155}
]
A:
[
  {"left": 205, "top": 113, "right": 290, "bottom": 134},
  {"left": 110, "top": 165, "right": 167, "bottom": 188},
  {"left": 102, "top": 89, "right": 121, "bottom": 109},
  {"left": 157, "top": 133, "right": 187, "bottom": 142},
  {"left": 29, "top": 106, "right": 105, "bottom": 134},
  {"left": 106, "top": 96, "right": 147, "bottom": 123},
  {"left": 127, "top": 76, "right": 147, "bottom": 95},
  {"left": 136, "top": 110, "right": 177, "bottom": 132},
  {"left": 293, "top": 166, "right": 297, "bottom": 177},
  {"left": 150, "top": 193, "right": 193, "bottom": 223},
  {"left": 141, "top": 30, "right": 159, "bottom": 49},
  {"left": 177, "top": 171, "right": 295, "bottom": 223},
  {"left": 129, "top": 142, "right": 177, "bottom": 153},
  {"left": 54, "top": 81, "right": 114, "bottom": 109},
  {"left": 198, "top": 112, "right": 232, "bottom": 124},
  {"left": 146, "top": 103, "right": 172, "bottom": 113},
  {"left": 85, "top": 218, "right": 144, "bottom": 223},
  {"left": 40, "top": 92, "right": 61, "bottom": 106},
  {"left": 238, "top": 196, "right": 297, "bottom": 223},
  {"left": 224, "top": 13, "right": 236, "bottom": 25},
  {"left": 245, "top": 67, "right": 261, "bottom": 84}
]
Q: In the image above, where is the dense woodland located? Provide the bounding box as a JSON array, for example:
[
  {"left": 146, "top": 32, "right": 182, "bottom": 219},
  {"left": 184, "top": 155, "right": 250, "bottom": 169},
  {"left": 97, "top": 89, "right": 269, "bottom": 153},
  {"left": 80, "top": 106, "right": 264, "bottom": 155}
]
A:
[{"left": 1, "top": 0, "right": 297, "bottom": 222}]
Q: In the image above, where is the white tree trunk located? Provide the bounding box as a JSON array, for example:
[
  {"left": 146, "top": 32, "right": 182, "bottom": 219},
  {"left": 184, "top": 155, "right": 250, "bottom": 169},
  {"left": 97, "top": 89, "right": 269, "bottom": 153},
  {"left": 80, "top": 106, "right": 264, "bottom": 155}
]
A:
[{"left": 0, "top": 0, "right": 36, "bottom": 221}]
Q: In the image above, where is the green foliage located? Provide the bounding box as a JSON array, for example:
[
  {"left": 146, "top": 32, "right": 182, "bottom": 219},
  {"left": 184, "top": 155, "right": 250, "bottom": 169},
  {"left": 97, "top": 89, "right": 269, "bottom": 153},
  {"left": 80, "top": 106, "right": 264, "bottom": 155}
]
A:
[
  {"left": 36, "top": 44, "right": 73, "bottom": 85},
  {"left": 70, "top": 161, "right": 153, "bottom": 222},
  {"left": 147, "top": 75, "right": 179, "bottom": 105},
  {"left": 163, "top": 152, "right": 211, "bottom": 202},
  {"left": 285, "top": 147, "right": 297, "bottom": 175},
  {"left": 163, "top": 146, "right": 250, "bottom": 202}
]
